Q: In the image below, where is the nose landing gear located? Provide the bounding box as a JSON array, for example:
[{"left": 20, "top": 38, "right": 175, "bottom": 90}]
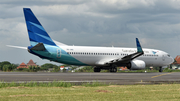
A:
[{"left": 159, "top": 67, "right": 163, "bottom": 72}]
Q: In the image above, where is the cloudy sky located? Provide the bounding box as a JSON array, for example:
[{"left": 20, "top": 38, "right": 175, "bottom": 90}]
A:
[{"left": 1, "top": 0, "right": 180, "bottom": 65}]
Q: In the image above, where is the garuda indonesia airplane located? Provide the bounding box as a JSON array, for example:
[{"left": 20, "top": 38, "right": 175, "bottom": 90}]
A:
[{"left": 8, "top": 8, "right": 174, "bottom": 72}]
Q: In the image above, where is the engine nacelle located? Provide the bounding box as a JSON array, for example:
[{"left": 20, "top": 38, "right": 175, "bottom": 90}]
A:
[{"left": 127, "top": 60, "right": 146, "bottom": 70}]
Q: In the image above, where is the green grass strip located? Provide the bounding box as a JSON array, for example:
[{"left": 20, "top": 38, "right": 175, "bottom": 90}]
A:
[
  {"left": 0, "top": 84, "right": 180, "bottom": 101},
  {"left": 0, "top": 80, "right": 108, "bottom": 88}
]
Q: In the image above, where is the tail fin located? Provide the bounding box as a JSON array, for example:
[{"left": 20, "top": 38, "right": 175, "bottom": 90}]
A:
[
  {"left": 136, "top": 38, "right": 143, "bottom": 53},
  {"left": 23, "top": 8, "right": 56, "bottom": 46}
]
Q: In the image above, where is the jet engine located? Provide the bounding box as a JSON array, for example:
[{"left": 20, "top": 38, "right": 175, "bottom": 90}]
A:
[{"left": 127, "top": 60, "right": 146, "bottom": 70}]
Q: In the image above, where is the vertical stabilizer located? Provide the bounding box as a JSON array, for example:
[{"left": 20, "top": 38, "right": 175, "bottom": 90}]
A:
[
  {"left": 23, "top": 8, "right": 56, "bottom": 46},
  {"left": 136, "top": 38, "right": 143, "bottom": 53}
]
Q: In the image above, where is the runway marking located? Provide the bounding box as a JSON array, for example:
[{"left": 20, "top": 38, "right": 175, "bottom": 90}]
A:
[{"left": 151, "top": 73, "right": 173, "bottom": 78}]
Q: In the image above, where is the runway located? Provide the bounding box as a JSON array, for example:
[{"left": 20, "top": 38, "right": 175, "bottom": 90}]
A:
[{"left": 0, "top": 72, "right": 180, "bottom": 85}]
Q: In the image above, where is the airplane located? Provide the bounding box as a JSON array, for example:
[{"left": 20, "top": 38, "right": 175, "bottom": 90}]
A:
[{"left": 7, "top": 8, "right": 174, "bottom": 73}]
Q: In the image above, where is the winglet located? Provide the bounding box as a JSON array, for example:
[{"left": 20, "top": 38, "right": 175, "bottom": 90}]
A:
[{"left": 136, "top": 38, "right": 143, "bottom": 53}]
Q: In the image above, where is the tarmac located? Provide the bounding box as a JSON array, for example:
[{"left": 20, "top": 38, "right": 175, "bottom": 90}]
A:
[{"left": 0, "top": 72, "right": 180, "bottom": 85}]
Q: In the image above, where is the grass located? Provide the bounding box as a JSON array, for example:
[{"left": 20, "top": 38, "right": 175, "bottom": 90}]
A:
[
  {"left": 117, "top": 69, "right": 180, "bottom": 73},
  {"left": 75, "top": 67, "right": 180, "bottom": 73},
  {"left": 82, "top": 81, "right": 109, "bottom": 87},
  {"left": 117, "top": 70, "right": 158, "bottom": 73},
  {"left": 0, "top": 84, "right": 180, "bottom": 101},
  {"left": 0, "top": 81, "right": 108, "bottom": 88}
]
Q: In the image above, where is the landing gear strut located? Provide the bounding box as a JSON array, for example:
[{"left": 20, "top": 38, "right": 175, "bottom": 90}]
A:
[
  {"left": 109, "top": 65, "right": 117, "bottom": 73},
  {"left": 159, "top": 67, "right": 163, "bottom": 72}
]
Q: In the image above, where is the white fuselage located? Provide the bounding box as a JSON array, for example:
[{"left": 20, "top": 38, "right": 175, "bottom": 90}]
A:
[{"left": 58, "top": 45, "right": 173, "bottom": 67}]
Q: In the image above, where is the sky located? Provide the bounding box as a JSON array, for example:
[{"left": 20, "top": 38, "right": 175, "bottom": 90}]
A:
[{"left": 1, "top": 0, "right": 180, "bottom": 65}]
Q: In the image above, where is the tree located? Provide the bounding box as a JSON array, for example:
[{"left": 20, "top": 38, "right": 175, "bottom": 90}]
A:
[
  {"left": 11, "top": 64, "right": 18, "bottom": 70},
  {"left": 29, "top": 66, "right": 40, "bottom": 72},
  {"left": 52, "top": 65, "right": 59, "bottom": 72},
  {"left": 3, "top": 64, "right": 12, "bottom": 71},
  {"left": 0, "top": 61, "right": 11, "bottom": 70},
  {"left": 41, "top": 63, "right": 58, "bottom": 70}
]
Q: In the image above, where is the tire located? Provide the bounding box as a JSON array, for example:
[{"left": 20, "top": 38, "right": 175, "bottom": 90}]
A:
[
  {"left": 94, "top": 68, "right": 101, "bottom": 72},
  {"left": 109, "top": 67, "right": 117, "bottom": 73},
  {"left": 113, "top": 68, "right": 117, "bottom": 72}
]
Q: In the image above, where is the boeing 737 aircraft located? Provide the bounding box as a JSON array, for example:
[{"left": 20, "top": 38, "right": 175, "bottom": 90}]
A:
[{"left": 8, "top": 8, "right": 174, "bottom": 72}]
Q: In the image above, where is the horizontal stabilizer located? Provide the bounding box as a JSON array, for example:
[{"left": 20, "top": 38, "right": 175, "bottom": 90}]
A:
[
  {"left": 6, "top": 45, "right": 27, "bottom": 50},
  {"left": 30, "top": 43, "right": 46, "bottom": 51}
]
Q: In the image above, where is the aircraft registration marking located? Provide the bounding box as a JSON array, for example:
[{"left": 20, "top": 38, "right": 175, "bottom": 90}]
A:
[{"left": 151, "top": 73, "right": 172, "bottom": 78}]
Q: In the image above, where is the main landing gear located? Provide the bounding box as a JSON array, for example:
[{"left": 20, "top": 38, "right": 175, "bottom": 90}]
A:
[
  {"left": 93, "top": 65, "right": 118, "bottom": 73},
  {"left": 109, "top": 64, "right": 117, "bottom": 73},
  {"left": 94, "top": 67, "right": 101, "bottom": 72}
]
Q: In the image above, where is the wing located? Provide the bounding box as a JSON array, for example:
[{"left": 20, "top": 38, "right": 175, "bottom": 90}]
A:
[{"left": 106, "top": 38, "right": 144, "bottom": 65}]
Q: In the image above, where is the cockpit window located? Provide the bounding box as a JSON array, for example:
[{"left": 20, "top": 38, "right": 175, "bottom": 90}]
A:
[{"left": 167, "top": 54, "right": 170, "bottom": 57}]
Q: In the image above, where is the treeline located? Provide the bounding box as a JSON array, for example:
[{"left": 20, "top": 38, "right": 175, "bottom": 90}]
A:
[
  {"left": 17, "top": 63, "right": 60, "bottom": 72},
  {"left": 0, "top": 61, "right": 60, "bottom": 72}
]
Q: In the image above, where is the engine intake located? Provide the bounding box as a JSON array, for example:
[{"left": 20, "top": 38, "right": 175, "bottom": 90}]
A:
[{"left": 127, "top": 60, "right": 146, "bottom": 70}]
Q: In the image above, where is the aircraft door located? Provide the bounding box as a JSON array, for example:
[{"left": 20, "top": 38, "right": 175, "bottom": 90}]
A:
[{"left": 57, "top": 49, "right": 61, "bottom": 58}]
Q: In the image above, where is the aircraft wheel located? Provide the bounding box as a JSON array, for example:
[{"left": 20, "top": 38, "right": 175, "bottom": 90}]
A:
[
  {"left": 94, "top": 67, "right": 101, "bottom": 72},
  {"left": 113, "top": 68, "right": 117, "bottom": 72},
  {"left": 110, "top": 65, "right": 117, "bottom": 73}
]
